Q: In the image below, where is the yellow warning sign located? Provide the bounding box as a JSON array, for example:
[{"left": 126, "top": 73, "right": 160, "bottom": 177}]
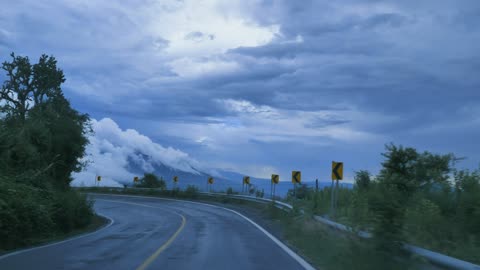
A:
[
  {"left": 291, "top": 171, "right": 301, "bottom": 184},
  {"left": 271, "top": 174, "right": 279, "bottom": 184},
  {"left": 332, "top": 161, "right": 343, "bottom": 180}
]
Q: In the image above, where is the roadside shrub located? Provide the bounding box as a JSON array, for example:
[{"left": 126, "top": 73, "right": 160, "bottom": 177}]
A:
[
  {"left": 403, "top": 196, "right": 443, "bottom": 246},
  {"left": 51, "top": 191, "right": 93, "bottom": 232},
  {"left": 287, "top": 184, "right": 310, "bottom": 200},
  {"left": 137, "top": 173, "right": 166, "bottom": 189},
  {"left": 346, "top": 190, "right": 371, "bottom": 230},
  {"left": 0, "top": 180, "right": 55, "bottom": 249},
  {"left": 0, "top": 178, "right": 93, "bottom": 250},
  {"left": 184, "top": 185, "right": 199, "bottom": 199},
  {"left": 171, "top": 187, "right": 180, "bottom": 196}
]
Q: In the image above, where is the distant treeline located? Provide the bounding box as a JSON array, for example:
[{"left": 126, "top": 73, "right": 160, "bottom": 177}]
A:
[
  {"left": 289, "top": 144, "right": 480, "bottom": 264},
  {"left": 0, "top": 53, "right": 93, "bottom": 250}
]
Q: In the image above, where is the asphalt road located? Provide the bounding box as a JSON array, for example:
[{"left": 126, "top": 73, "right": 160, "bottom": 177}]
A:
[{"left": 0, "top": 194, "right": 314, "bottom": 270}]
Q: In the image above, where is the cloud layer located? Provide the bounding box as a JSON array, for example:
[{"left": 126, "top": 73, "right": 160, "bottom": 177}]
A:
[
  {"left": 2, "top": 0, "right": 480, "bottom": 181},
  {"left": 72, "top": 118, "right": 204, "bottom": 187}
]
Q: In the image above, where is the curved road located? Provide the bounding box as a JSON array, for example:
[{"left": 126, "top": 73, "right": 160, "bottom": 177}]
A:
[{"left": 0, "top": 194, "right": 314, "bottom": 270}]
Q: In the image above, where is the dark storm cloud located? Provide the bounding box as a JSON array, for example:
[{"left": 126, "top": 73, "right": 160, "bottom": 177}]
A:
[
  {"left": 304, "top": 116, "right": 351, "bottom": 129},
  {"left": 2, "top": 0, "right": 480, "bottom": 178}
]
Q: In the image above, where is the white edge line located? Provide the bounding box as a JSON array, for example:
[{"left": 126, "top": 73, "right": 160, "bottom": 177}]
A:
[
  {"left": 0, "top": 213, "right": 114, "bottom": 261},
  {"left": 87, "top": 193, "right": 316, "bottom": 270}
]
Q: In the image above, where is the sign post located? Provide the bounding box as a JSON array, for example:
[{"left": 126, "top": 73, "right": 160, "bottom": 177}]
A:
[
  {"left": 271, "top": 174, "right": 279, "bottom": 200},
  {"left": 207, "top": 177, "right": 214, "bottom": 192},
  {"left": 331, "top": 161, "right": 343, "bottom": 218},
  {"left": 173, "top": 176, "right": 178, "bottom": 189},
  {"left": 96, "top": 175, "right": 101, "bottom": 187},
  {"left": 291, "top": 171, "right": 301, "bottom": 198},
  {"left": 243, "top": 176, "right": 250, "bottom": 194},
  {"left": 133, "top": 176, "right": 139, "bottom": 186}
]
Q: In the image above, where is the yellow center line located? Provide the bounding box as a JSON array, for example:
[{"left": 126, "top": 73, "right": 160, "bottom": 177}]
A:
[
  {"left": 95, "top": 199, "right": 187, "bottom": 270},
  {"left": 135, "top": 214, "right": 186, "bottom": 270}
]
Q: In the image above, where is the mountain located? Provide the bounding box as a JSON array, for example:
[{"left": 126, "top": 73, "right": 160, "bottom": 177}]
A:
[
  {"left": 71, "top": 118, "right": 353, "bottom": 197},
  {"left": 126, "top": 154, "right": 235, "bottom": 191}
]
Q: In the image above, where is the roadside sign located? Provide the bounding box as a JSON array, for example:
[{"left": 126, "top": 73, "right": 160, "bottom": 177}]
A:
[
  {"left": 243, "top": 176, "right": 250, "bottom": 185},
  {"left": 332, "top": 161, "right": 343, "bottom": 180},
  {"left": 173, "top": 176, "right": 178, "bottom": 183},
  {"left": 133, "top": 176, "right": 139, "bottom": 182},
  {"left": 208, "top": 177, "right": 214, "bottom": 184},
  {"left": 291, "top": 171, "right": 301, "bottom": 184},
  {"left": 271, "top": 174, "right": 279, "bottom": 184},
  {"left": 97, "top": 176, "right": 101, "bottom": 181}
]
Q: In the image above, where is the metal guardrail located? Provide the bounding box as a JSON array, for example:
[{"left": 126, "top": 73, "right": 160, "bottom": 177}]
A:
[
  {"left": 200, "top": 191, "right": 480, "bottom": 270},
  {"left": 402, "top": 244, "right": 480, "bottom": 270},
  {"left": 312, "top": 215, "right": 372, "bottom": 238},
  {"left": 198, "top": 192, "right": 293, "bottom": 211},
  {"left": 311, "top": 215, "right": 479, "bottom": 270},
  {"left": 82, "top": 187, "right": 480, "bottom": 270}
]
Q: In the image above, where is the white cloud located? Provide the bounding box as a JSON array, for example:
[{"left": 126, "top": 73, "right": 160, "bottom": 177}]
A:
[
  {"left": 214, "top": 162, "right": 280, "bottom": 179},
  {"left": 143, "top": 0, "right": 279, "bottom": 57},
  {"left": 168, "top": 57, "right": 240, "bottom": 78},
  {"left": 1, "top": 0, "right": 279, "bottom": 102},
  {"left": 156, "top": 99, "right": 385, "bottom": 150},
  {"left": 71, "top": 118, "right": 204, "bottom": 187}
]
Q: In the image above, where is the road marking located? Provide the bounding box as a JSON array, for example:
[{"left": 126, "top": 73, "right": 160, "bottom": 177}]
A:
[
  {"left": 91, "top": 193, "right": 316, "bottom": 270},
  {"left": 136, "top": 215, "right": 186, "bottom": 270},
  {"left": 0, "top": 213, "right": 115, "bottom": 261},
  {"left": 96, "top": 199, "right": 187, "bottom": 270}
]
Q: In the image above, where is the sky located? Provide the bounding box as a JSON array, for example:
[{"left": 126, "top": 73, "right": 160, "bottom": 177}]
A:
[{"left": 1, "top": 0, "right": 480, "bottom": 182}]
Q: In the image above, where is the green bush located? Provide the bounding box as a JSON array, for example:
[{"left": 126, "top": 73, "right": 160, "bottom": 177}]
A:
[
  {"left": 136, "top": 173, "right": 166, "bottom": 189},
  {"left": 184, "top": 185, "right": 199, "bottom": 199},
  {"left": 51, "top": 191, "right": 93, "bottom": 232},
  {"left": 297, "top": 145, "right": 480, "bottom": 263},
  {"left": 0, "top": 179, "right": 93, "bottom": 250}
]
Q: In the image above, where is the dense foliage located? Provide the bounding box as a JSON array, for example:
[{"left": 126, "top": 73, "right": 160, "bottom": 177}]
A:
[
  {"left": 135, "top": 173, "right": 166, "bottom": 189},
  {"left": 0, "top": 53, "right": 93, "bottom": 251},
  {"left": 291, "top": 144, "right": 480, "bottom": 263}
]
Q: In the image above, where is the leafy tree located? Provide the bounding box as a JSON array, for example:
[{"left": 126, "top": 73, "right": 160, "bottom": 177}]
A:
[
  {"left": 137, "top": 173, "right": 166, "bottom": 189},
  {"left": 0, "top": 52, "right": 94, "bottom": 250},
  {"left": 184, "top": 185, "right": 199, "bottom": 198},
  {"left": 354, "top": 170, "right": 371, "bottom": 190},
  {"left": 453, "top": 169, "right": 480, "bottom": 234},
  {"left": 379, "top": 143, "right": 455, "bottom": 194},
  {"left": 1, "top": 53, "right": 64, "bottom": 122},
  {"left": 370, "top": 144, "right": 457, "bottom": 251},
  {"left": 0, "top": 53, "right": 89, "bottom": 189}
]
